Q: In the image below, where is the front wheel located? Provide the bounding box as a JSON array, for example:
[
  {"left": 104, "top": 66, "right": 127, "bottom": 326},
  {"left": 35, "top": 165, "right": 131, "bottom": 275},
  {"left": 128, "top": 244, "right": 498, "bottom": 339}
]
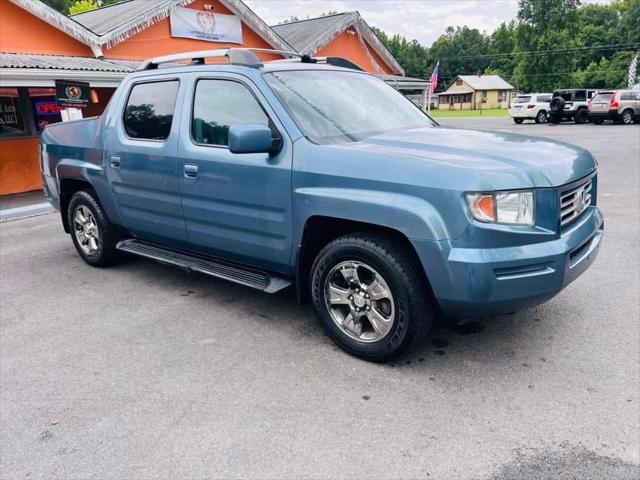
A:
[
  {"left": 68, "top": 190, "right": 120, "bottom": 267},
  {"left": 535, "top": 110, "right": 547, "bottom": 124},
  {"left": 513, "top": 118, "right": 524, "bottom": 124},
  {"left": 310, "top": 234, "right": 433, "bottom": 362}
]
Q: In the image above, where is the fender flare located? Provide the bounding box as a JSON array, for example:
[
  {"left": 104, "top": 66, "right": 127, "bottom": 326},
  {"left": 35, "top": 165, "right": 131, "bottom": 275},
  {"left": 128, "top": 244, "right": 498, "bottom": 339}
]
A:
[{"left": 293, "top": 187, "right": 450, "bottom": 242}]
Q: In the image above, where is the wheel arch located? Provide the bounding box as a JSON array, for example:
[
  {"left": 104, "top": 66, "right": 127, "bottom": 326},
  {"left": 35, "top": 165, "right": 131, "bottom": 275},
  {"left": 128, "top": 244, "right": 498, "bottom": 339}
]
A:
[
  {"left": 620, "top": 108, "right": 635, "bottom": 121},
  {"left": 59, "top": 178, "right": 96, "bottom": 233},
  {"left": 295, "top": 216, "right": 436, "bottom": 306}
]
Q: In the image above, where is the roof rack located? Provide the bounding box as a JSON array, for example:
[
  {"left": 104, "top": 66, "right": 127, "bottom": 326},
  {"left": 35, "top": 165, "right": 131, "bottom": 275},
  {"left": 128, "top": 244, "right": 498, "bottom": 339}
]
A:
[
  {"left": 137, "top": 48, "right": 361, "bottom": 71},
  {"left": 138, "top": 48, "right": 304, "bottom": 71}
]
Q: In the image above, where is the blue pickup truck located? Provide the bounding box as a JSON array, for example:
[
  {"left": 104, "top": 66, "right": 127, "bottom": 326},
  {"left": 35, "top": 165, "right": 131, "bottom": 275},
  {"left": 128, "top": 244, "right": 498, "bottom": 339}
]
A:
[{"left": 41, "top": 49, "right": 603, "bottom": 361}]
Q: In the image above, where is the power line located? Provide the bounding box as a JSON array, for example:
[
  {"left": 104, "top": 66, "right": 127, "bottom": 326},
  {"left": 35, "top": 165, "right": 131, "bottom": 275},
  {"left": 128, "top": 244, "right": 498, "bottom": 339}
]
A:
[
  {"left": 436, "top": 67, "right": 636, "bottom": 80},
  {"left": 395, "top": 43, "right": 640, "bottom": 62}
]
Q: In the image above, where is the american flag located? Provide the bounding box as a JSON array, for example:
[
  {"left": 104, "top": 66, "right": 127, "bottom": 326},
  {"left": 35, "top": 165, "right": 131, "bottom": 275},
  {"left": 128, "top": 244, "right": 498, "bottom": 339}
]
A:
[
  {"left": 429, "top": 61, "right": 440, "bottom": 95},
  {"left": 629, "top": 55, "right": 638, "bottom": 89}
]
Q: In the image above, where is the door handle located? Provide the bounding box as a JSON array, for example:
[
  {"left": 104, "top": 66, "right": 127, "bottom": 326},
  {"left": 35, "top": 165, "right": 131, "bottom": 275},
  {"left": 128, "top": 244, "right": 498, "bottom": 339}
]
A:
[
  {"left": 184, "top": 164, "right": 199, "bottom": 178},
  {"left": 110, "top": 155, "right": 121, "bottom": 168}
]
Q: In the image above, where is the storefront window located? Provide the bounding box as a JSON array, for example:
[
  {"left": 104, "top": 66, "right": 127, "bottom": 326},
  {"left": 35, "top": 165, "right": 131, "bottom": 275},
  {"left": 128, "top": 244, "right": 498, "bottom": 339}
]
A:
[
  {"left": 28, "top": 88, "right": 62, "bottom": 131},
  {"left": 0, "top": 88, "right": 27, "bottom": 137}
]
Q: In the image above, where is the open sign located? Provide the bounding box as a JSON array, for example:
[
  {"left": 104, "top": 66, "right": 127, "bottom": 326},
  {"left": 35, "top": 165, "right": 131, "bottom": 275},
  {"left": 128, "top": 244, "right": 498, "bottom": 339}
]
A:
[{"left": 35, "top": 101, "right": 61, "bottom": 116}]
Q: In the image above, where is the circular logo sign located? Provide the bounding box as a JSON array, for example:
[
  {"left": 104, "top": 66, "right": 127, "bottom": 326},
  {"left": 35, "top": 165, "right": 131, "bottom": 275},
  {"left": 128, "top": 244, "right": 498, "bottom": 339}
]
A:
[
  {"left": 197, "top": 11, "right": 216, "bottom": 34},
  {"left": 65, "top": 85, "right": 82, "bottom": 101}
]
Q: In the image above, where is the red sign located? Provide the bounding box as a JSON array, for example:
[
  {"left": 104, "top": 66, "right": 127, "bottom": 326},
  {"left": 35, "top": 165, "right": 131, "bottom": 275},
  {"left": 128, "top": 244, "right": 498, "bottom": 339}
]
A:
[{"left": 35, "top": 101, "right": 61, "bottom": 116}]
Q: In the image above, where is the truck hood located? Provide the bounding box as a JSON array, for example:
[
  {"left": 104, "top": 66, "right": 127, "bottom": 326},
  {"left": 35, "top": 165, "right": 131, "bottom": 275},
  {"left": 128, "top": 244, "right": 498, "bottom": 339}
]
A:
[{"left": 327, "top": 126, "right": 597, "bottom": 189}]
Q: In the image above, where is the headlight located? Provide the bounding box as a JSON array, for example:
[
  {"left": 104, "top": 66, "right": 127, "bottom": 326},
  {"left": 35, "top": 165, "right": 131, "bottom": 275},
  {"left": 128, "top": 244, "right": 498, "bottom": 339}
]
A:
[{"left": 466, "top": 191, "right": 534, "bottom": 226}]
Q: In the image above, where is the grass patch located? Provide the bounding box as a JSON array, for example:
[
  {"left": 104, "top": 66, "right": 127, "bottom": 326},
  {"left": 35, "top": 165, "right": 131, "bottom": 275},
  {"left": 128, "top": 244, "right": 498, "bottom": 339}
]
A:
[{"left": 429, "top": 108, "right": 509, "bottom": 118}]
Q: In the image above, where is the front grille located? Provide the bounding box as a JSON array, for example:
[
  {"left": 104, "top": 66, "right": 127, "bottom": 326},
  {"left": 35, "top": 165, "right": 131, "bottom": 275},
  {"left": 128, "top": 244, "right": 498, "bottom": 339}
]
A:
[{"left": 560, "top": 178, "right": 592, "bottom": 227}]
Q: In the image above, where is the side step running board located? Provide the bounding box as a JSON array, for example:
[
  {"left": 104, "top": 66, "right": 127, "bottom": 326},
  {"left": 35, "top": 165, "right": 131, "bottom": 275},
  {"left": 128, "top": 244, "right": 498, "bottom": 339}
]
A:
[{"left": 116, "top": 239, "right": 292, "bottom": 294}]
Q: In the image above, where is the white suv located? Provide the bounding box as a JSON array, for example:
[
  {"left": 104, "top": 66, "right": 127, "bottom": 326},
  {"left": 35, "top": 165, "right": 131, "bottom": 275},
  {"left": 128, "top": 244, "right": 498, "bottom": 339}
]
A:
[{"left": 509, "top": 93, "right": 552, "bottom": 124}]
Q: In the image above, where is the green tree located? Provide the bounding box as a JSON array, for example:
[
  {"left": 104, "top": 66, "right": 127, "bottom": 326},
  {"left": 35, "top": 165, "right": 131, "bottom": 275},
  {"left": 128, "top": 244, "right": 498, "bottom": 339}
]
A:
[
  {"left": 487, "top": 21, "right": 518, "bottom": 83},
  {"left": 40, "top": 0, "right": 72, "bottom": 11},
  {"left": 68, "top": 0, "right": 98, "bottom": 15},
  {"left": 429, "top": 26, "right": 490, "bottom": 88},
  {"left": 513, "top": 0, "right": 580, "bottom": 92}
]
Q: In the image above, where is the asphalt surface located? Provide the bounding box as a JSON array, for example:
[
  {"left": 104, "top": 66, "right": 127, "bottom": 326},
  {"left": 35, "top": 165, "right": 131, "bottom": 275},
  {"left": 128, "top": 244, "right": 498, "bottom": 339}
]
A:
[{"left": 1, "top": 118, "right": 639, "bottom": 479}]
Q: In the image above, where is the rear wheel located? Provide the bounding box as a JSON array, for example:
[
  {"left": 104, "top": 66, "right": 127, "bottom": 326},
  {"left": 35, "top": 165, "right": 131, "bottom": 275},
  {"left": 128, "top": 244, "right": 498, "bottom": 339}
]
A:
[
  {"left": 310, "top": 233, "right": 433, "bottom": 362},
  {"left": 535, "top": 110, "right": 547, "bottom": 124},
  {"left": 574, "top": 108, "right": 588, "bottom": 124},
  {"left": 621, "top": 109, "right": 634, "bottom": 125},
  {"left": 68, "top": 190, "right": 120, "bottom": 267},
  {"left": 513, "top": 118, "right": 524, "bottom": 124}
]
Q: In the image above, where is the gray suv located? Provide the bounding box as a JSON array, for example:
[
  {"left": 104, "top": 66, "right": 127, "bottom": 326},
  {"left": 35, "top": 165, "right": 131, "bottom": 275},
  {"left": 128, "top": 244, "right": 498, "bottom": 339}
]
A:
[{"left": 588, "top": 90, "right": 640, "bottom": 125}]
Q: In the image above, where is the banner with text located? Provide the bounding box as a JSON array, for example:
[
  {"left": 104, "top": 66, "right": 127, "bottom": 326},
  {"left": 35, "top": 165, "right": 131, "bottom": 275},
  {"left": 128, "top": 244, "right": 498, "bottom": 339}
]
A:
[{"left": 170, "top": 7, "right": 243, "bottom": 44}]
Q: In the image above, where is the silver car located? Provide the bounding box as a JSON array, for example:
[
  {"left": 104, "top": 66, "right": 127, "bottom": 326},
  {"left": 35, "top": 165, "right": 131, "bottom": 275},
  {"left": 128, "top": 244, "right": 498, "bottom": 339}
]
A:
[{"left": 588, "top": 89, "right": 640, "bottom": 125}]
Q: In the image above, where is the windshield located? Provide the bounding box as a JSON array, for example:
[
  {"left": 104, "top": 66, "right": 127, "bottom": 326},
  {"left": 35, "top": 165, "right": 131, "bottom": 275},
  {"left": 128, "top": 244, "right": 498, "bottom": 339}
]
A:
[{"left": 264, "top": 70, "right": 435, "bottom": 144}]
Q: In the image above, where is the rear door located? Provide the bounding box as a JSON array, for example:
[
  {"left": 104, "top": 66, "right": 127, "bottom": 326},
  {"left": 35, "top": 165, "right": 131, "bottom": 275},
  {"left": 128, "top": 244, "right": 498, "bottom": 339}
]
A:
[
  {"left": 177, "top": 74, "right": 293, "bottom": 273},
  {"left": 104, "top": 78, "right": 187, "bottom": 244}
]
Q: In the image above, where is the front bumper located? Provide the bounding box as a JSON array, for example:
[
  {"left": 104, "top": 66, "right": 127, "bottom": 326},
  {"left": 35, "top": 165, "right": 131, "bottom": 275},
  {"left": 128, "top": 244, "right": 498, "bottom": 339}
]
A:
[{"left": 413, "top": 206, "right": 604, "bottom": 317}]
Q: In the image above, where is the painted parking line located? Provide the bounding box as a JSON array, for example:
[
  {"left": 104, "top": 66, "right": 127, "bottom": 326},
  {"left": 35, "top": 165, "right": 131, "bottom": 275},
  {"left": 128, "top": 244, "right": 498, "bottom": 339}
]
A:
[{"left": 0, "top": 203, "right": 54, "bottom": 222}]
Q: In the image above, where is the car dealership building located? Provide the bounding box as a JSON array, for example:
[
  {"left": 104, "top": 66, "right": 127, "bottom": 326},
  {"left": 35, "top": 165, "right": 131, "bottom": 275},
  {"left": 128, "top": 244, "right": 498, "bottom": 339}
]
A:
[{"left": 0, "top": 0, "right": 421, "bottom": 196}]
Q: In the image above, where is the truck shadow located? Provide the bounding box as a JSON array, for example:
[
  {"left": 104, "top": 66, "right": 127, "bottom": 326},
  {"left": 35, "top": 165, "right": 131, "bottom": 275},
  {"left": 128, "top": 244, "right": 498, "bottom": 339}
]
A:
[{"left": 115, "top": 254, "right": 559, "bottom": 371}]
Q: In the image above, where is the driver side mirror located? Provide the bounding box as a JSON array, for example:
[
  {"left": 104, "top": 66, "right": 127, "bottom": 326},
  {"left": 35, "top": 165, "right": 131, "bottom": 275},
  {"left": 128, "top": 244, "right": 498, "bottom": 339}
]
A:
[{"left": 228, "top": 124, "right": 282, "bottom": 155}]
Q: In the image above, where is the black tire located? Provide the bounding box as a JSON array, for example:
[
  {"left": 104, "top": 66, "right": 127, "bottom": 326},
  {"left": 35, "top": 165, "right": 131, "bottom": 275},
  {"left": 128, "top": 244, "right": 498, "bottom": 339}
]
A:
[
  {"left": 550, "top": 96, "right": 565, "bottom": 113},
  {"left": 621, "top": 109, "right": 635, "bottom": 125},
  {"left": 68, "top": 190, "right": 120, "bottom": 267},
  {"left": 513, "top": 118, "right": 524, "bottom": 124},
  {"left": 574, "top": 108, "right": 588, "bottom": 124},
  {"left": 535, "top": 110, "right": 547, "bottom": 124},
  {"left": 310, "top": 233, "right": 433, "bottom": 362},
  {"left": 591, "top": 118, "right": 605, "bottom": 125}
]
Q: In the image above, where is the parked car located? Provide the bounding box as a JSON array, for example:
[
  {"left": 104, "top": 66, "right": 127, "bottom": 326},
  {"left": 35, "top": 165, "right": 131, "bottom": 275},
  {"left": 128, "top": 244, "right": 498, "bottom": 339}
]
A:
[
  {"left": 588, "top": 90, "right": 640, "bottom": 125},
  {"left": 549, "top": 88, "right": 598, "bottom": 124},
  {"left": 40, "top": 49, "right": 604, "bottom": 362},
  {"left": 509, "top": 93, "right": 552, "bottom": 124}
]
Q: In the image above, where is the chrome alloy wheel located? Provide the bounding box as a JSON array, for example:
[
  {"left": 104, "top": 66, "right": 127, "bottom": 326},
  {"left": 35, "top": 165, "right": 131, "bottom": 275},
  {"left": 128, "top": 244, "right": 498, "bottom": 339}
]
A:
[
  {"left": 537, "top": 111, "right": 547, "bottom": 123},
  {"left": 324, "top": 261, "right": 396, "bottom": 343},
  {"left": 73, "top": 205, "right": 100, "bottom": 256}
]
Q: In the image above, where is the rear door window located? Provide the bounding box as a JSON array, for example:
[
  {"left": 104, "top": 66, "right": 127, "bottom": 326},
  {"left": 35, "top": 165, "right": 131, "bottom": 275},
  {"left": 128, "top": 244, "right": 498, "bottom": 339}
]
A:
[
  {"left": 537, "top": 95, "right": 551, "bottom": 103},
  {"left": 573, "top": 90, "right": 586, "bottom": 101},
  {"left": 620, "top": 91, "right": 635, "bottom": 101},
  {"left": 123, "top": 80, "right": 179, "bottom": 140}
]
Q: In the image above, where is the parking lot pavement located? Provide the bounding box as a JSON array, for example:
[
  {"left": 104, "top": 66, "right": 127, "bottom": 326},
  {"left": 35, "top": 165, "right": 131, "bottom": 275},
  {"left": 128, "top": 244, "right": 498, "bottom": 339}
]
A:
[{"left": 1, "top": 120, "right": 639, "bottom": 480}]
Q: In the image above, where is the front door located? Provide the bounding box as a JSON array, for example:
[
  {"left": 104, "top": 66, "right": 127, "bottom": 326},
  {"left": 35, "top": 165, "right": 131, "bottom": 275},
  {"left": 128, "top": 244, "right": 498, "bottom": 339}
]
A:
[
  {"left": 105, "top": 79, "right": 187, "bottom": 244},
  {"left": 178, "top": 76, "right": 292, "bottom": 274}
]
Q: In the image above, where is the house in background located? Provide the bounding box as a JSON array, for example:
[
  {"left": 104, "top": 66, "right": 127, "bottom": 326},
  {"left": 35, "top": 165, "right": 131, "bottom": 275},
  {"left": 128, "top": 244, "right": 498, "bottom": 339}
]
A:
[
  {"left": 271, "top": 12, "right": 404, "bottom": 76},
  {"left": 438, "top": 74, "right": 514, "bottom": 110}
]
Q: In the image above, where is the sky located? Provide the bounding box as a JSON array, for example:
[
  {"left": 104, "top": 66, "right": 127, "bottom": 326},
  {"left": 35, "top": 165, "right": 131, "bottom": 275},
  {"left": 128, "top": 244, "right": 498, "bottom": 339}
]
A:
[{"left": 244, "top": 0, "right": 613, "bottom": 46}]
